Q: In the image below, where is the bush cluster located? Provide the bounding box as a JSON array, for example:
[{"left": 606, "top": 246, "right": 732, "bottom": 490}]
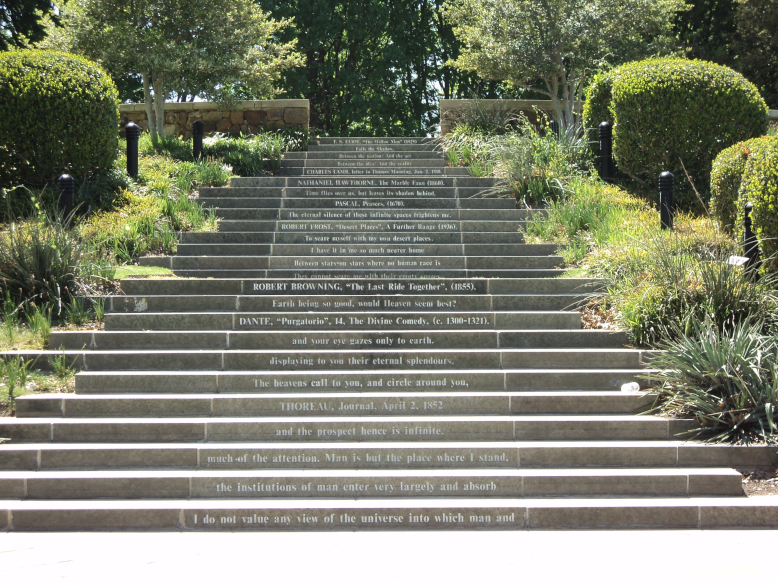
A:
[
  {"left": 0, "top": 50, "right": 119, "bottom": 188},
  {"left": 737, "top": 138, "right": 778, "bottom": 264},
  {"left": 584, "top": 58, "right": 768, "bottom": 209}
]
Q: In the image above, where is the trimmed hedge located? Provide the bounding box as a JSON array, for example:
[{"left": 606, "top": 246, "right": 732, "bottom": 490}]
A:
[
  {"left": 584, "top": 59, "right": 768, "bottom": 206},
  {"left": 0, "top": 50, "right": 119, "bottom": 187},
  {"left": 710, "top": 136, "right": 777, "bottom": 233},
  {"left": 738, "top": 139, "right": 778, "bottom": 264}
]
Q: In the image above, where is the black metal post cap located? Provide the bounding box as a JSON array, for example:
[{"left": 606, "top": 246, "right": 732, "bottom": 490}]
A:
[
  {"left": 659, "top": 171, "right": 674, "bottom": 188},
  {"left": 58, "top": 173, "right": 73, "bottom": 185},
  {"left": 599, "top": 121, "right": 612, "bottom": 137},
  {"left": 745, "top": 202, "right": 754, "bottom": 212},
  {"left": 125, "top": 122, "right": 140, "bottom": 140},
  {"left": 192, "top": 120, "right": 204, "bottom": 135}
]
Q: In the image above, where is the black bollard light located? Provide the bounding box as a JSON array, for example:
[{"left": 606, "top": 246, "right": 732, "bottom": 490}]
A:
[
  {"left": 192, "top": 120, "right": 204, "bottom": 160},
  {"left": 57, "top": 174, "right": 74, "bottom": 219},
  {"left": 125, "top": 122, "right": 140, "bottom": 178},
  {"left": 549, "top": 119, "right": 560, "bottom": 139},
  {"left": 659, "top": 171, "right": 674, "bottom": 230},
  {"left": 743, "top": 202, "right": 760, "bottom": 269},
  {"left": 599, "top": 121, "right": 613, "bottom": 181}
]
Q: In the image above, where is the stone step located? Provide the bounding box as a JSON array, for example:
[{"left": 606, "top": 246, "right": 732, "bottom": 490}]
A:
[
  {"left": 5, "top": 498, "right": 778, "bottom": 531},
  {"left": 279, "top": 168, "right": 470, "bottom": 177},
  {"left": 281, "top": 159, "right": 446, "bottom": 168},
  {"left": 106, "top": 294, "right": 585, "bottom": 314},
  {"left": 214, "top": 220, "right": 528, "bottom": 233},
  {"left": 0, "top": 468, "right": 743, "bottom": 500},
  {"left": 201, "top": 197, "right": 515, "bottom": 209},
  {"left": 14, "top": 392, "right": 649, "bottom": 418},
  {"left": 101, "top": 311, "right": 582, "bottom": 331},
  {"left": 68, "top": 369, "right": 650, "bottom": 393},
  {"left": 49, "top": 331, "right": 632, "bottom": 353},
  {"left": 174, "top": 243, "right": 556, "bottom": 258},
  {"left": 180, "top": 231, "right": 526, "bottom": 245},
  {"left": 212, "top": 209, "right": 526, "bottom": 221},
  {"left": 316, "top": 137, "right": 439, "bottom": 145},
  {"left": 309, "top": 144, "right": 443, "bottom": 152},
  {"left": 118, "top": 278, "right": 604, "bottom": 296},
  {"left": 0, "top": 415, "right": 691, "bottom": 444},
  {"left": 200, "top": 187, "right": 460, "bottom": 198},
  {"left": 285, "top": 151, "right": 445, "bottom": 160},
  {"left": 165, "top": 269, "right": 566, "bottom": 279},
  {"left": 229, "top": 176, "right": 497, "bottom": 188},
  {"left": 2, "top": 441, "right": 774, "bottom": 471}
]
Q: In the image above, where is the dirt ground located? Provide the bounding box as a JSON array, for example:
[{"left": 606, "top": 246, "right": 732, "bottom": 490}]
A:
[{"left": 740, "top": 467, "right": 778, "bottom": 496}]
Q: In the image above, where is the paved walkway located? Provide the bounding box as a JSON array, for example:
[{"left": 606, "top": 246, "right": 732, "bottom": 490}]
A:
[{"left": 2, "top": 531, "right": 776, "bottom": 580}]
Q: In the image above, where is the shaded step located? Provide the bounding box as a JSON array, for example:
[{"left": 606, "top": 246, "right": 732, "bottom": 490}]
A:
[
  {"left": 101, "top": 310, "right": 582, "bottom": 331},
  {"left": 106, "top": 294, "right": 585, "bottom": 314},
  {"left": 309, "top": 144, "right": 443, "bottom": 152},
  {"left": 4, "top": 498, "right": 777, "bottom": 531},
  {"left": 15, "top": 392, "right": 650, "bottom": 418},
  {"left": 2, "top": 442, "right": 775, "bottom": 471},
  {"left": 0, "top": 468, "right": 742, "bottom": 500},
  {"left": 180, "top": 231, "right": 526, "bottom": 245},
  {"left": 69, "top": 369, "right": 652, "bottom": 393},
  {"left": 0, "top": 415, "right": 689, "bottom": 444},
  {"left": 118, "top": 278, "right": 604, "bottom": 297},
  {"left": 200, "top": 186, "right": 459, "bottom": 198},
  {"left": 229, "top": 176, "right": 496, "bottom": 188},
  {"left": 168, "top": 269, "right": 566, "bottom": 279},
  {"left": 281, "top": 159, "right": 446, "bottom": 168},
  {"left": 285, "top": 151, "right": 445, "bottom": 160},
  {"left": 212, "top": 209, "right": 526, "bottom": 221},
  {"left": 200, "top": 197, "right": 515, "bottom": 209},
  {"left": 316, "top": 137, "right": 440, "bottom": 145}
]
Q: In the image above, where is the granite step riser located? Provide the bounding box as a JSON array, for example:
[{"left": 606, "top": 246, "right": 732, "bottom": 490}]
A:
[
  {"left": 308, "top": 145, "right": 442, "bottom": 152},
  {"left": 0, "top": 419, "right": 686, "bottom": 444},
  {"left": 4, "top": 503, "right": 775, "bottom": 531},
  {"left": 167, "top": 270, "right": 567, "bottom": 280},
  {"left": 101, "top": 311, "right": 583, "bottom": 331},
  {"left": 106, "top": 295, "right": 585, "bottom": 314},
  {"left": 16, "top": 351, "right": 647, "bottom": 374},
  {"left": 118, "top": 278, "right": 604, "bottom": 296},
  {"left": 71, "top": 370, "right": 648, "bottom": 393},
  {"left": 142, "top": 257, "right": 564, "bottom": 270},
  {"left": 281, "top": 160, "right": 446, "bottom": 168},
  {"left": 199, "top": 188, "right": 502, "bottom": 199},
  {"left": 50, "top": 333, "right": 635, "bottom": 354},
  {"left": 0, "top": 473, "right": 740, "bottom": 501},
  {"left": 214, "top": 209, "right": 526, "bottom": 221},
  {"left": 229, "top": 177, "right": 496, "bottom": 188},
  {"left": 286, "top": 152, "right": 445, "bottom": 160},
  {"left": 317, "top": 138, "right": 439, "bottom": 145},
  {"left": 208, "top": 222, "right": 528, "bottom": 235},
  {"left": 3, "top": 444, "right": 775, "bottom": 471},
  {"left": 173, "top": 245, "right": 557, "bottom": 259},
  {"left": 202, "top": 198, "right": 515, "bottom": 210},
  {"left": 180, "top": 233, "right": 526, "bottom": 245},
  {"left": 15, "top": 394, "right": 650, "bottom": 419},
  {"left": 280, "top": 168, "right": 464, "bottom": 177}
]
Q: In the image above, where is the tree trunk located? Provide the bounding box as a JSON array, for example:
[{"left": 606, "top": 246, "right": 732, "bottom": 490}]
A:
[
  {"left": 143, "top": 73, "right": 157, "bottom": 139},
  {"left": 152, "top": 71, "right": 165, "bottom": 137}
]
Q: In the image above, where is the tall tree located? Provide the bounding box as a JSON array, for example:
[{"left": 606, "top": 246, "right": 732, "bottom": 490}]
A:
[
  {"left": 733, "top": 0, "right": 778, "bottom": 107},
  {"left": 442, "top": 0, "right": 687, "bottom": 132},
  {"left": 258, "top": 0, "right": 515, "bottom": 136},
  {"left": 57, "top": 0, "right": 301, "bottom": 137},
  {"left": 0, "top": 0, "right": 59, "bottom": 49},
  {"left": 675, "top": 0, "right": 738, "bottom": 63}
]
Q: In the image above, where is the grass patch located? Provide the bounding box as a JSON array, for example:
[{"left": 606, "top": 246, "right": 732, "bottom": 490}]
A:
[
  {"left": 114, "top": 265, "right": 176, "bottom": 278},
  {"left": 0, "top": 358, "right": 76, "bottom": 417}
]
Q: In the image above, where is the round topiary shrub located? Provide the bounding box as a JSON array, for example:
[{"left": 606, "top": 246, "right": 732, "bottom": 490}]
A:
[
  {"left": 0, "top": 50, "right": 119, "bottom": 187},
  {"left": 710, "top": 136, "right": 777, "bottom": 234},
  {"left": 611, "top": 59, "right": 767, "bottom": 196},
  {"left": 737, "top": 139, "right": 778, "bottom": 265}
]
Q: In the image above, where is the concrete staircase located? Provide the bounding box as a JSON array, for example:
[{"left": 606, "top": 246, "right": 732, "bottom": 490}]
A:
[{"left": 1, "top": 136, "right": 776, "bottom": 531}]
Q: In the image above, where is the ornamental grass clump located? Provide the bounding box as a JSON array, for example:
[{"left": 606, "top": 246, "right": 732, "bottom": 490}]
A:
[{"left": 647, "top": 317, "right": 778, "bottom": 444}]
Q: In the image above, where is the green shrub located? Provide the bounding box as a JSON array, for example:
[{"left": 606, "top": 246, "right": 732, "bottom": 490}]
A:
[
  {"left": 737, "top": 138, "right": 778, "bottom": 266},
  {"left": 582, "top": 72, "right": 615, "bottom": 158},
  {"left": 0, "top": 214, "right": 115, "bottom": 314},
  {"left": 0, "top": 50, "right": 120, "bottom": 187},
  {"left": 611, "top": 59, "right": 767, "bottom": 197},
  {"left": 710, "top": 136, "right": 778, "bottom": 234},
  {"left": 647, "top": 317, "right": 778, "bottom": 444}
]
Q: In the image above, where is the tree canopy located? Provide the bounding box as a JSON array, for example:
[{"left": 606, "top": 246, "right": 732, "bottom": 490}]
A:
[
  {"left": 0, "top": 0, "right": 59, "bottom": 49},
  {"left": 442, "top": 0, "right": 686, "bottom": 131},
  {"left": 56, "top": 0, "right": 302, "bottom": 136}
]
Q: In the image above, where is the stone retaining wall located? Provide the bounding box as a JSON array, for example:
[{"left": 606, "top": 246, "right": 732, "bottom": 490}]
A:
[{"left": 119, "top": 99, "right": 309, "bottom": 139}]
